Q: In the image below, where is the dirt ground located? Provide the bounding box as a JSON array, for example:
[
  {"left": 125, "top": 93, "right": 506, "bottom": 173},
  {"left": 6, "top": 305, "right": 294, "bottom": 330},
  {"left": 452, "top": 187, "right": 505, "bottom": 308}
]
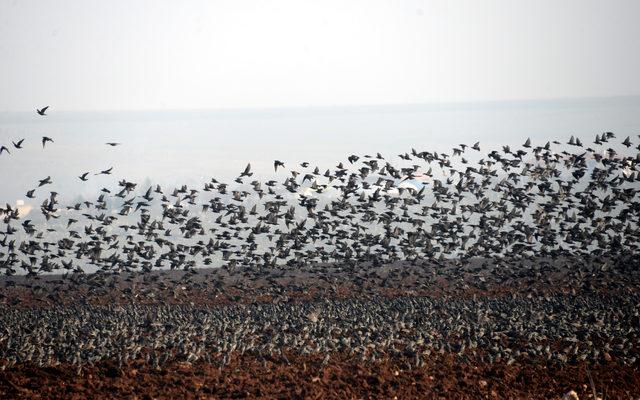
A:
[
  {"left": 1, "top": 259, "right": 639, "bottom": 399},
  {"left": 1, "top": 351, "right": 638, "bottom": 399}
]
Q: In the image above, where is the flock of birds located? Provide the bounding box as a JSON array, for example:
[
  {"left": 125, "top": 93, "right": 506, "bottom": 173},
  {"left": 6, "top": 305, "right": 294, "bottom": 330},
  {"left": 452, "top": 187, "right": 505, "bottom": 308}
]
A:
[
  {"left": 0, "top": 106, "right": 639, "bottom": 378},
  {"left": 0, "top": 106, "right": 639, "bottom": 279},
  {"left": 0, "top": 291, "right": 638, "bottom": 372}
]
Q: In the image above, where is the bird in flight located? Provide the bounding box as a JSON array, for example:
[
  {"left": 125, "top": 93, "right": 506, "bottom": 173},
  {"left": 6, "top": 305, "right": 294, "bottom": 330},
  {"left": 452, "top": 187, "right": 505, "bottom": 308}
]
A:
[
  {"left": 96, "top": 167, "right": 113, "bottom": 175},
  {"left": 0, "top": 145, "right": 9, "bottom": 155},
  {"left": 240, "top": 163, "right": 252, "bottom": 178},
  {"left": 37, "top": 106, "right": 49, "bottom": 116},
  {"left": 38, "top": 176, "right": 52, "bottom": 187},
  {"left": 106, "top": 142, "right": 122, "bottom": 147},
  {"left": 12, "top": 139, "right": 25, "bottom": 149},
  {"left": 42, "top": 137, "right": 54, "bottom": 148},
  {"left": 79, "top": 172, "right": 90, "bottom": 181},
  {"left": 274, "top": 160, "right": 285, "bottom": 172}
]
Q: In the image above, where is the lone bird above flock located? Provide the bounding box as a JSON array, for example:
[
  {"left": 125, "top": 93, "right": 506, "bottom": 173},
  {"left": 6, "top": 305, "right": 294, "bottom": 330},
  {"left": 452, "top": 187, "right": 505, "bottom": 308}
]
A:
[
  {"left": 42, "top": 136, "right": 54, "bottom": 148},
  {"left": 37, "top": 106, "right": 49, "bottom": 116}
]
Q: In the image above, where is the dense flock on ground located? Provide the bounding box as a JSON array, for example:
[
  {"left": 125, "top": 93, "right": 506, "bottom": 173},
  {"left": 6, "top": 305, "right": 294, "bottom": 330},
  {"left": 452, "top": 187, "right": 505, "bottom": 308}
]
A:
[{"left": 1, "top": 293, "right": 639, "bottom": 371}]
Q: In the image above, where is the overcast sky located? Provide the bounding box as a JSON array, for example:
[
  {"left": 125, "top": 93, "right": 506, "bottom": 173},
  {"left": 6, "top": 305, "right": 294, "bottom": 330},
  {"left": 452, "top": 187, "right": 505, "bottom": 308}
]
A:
[{"left": 1, "top": 0, "right": 639, "bottom": 112}]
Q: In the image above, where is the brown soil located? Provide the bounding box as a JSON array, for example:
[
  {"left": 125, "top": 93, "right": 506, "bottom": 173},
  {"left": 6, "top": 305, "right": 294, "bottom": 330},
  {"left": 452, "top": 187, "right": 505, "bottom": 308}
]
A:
[{"left": 1, "top": 352, "right": 638, "bottom": 399}]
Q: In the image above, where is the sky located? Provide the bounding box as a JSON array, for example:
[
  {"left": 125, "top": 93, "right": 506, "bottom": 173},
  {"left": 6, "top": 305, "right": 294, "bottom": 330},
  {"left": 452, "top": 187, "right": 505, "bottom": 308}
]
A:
[{"left": 0, "top": 0, "right": 639, "bottom": 112}]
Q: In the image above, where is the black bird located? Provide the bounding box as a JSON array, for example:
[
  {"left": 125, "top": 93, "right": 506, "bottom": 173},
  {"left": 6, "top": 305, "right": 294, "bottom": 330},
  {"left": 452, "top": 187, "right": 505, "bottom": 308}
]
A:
[
  {"left": 12, "top": 139, "right": 25, "bottom": 149},
  {"left": 274, "top": 160, "right": 285, "bottom": 172},
  {"left": 79, "top": 172, "right": 90, "bottom": 181},
  {"left": 38, "top": 176, "right": 52, "bottom": 187},
  {"left": 37, "top": 106, "right": 49, "bottom": 116},
  {"left": 96, "top": 167, "right": 113, "bottom": 175},
  {"left": 42, "top": 136, "right": 54, "bottom": 148},
  {"left": 26, "top": 189, "right": 35, "bottom": 198},
  {"left": 240, "top": 163, "right": 252, "bottom": 177},
  {"left": 106, "top": 142, "right": 122, "bottom": 147},
  {"left": 0, "top": 145, "right": 9, "bottom": 155}
]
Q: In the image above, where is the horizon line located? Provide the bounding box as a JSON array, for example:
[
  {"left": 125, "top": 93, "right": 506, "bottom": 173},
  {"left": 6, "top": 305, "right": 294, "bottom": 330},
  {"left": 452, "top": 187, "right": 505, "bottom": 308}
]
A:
[{"left": 1, "top": 94, "right": 639, "bottom": 114}]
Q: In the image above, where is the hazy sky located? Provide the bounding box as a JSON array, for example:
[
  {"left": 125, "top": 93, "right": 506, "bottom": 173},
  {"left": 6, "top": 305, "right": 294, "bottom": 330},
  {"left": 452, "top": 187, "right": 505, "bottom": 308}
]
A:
[{"left": 1, "top": 0, "right": 639, "bottom": 111}]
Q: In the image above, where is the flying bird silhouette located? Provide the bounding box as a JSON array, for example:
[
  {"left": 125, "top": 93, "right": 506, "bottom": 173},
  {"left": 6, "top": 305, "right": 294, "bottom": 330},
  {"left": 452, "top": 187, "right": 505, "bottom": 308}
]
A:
[
  {"left": 12, "top": 139, "right": 25, "bottom": 149},
  {"left": 37, "top": 106, "right": 49, "bottom": 116},
  {"left": 105, "top": 142, "right": 122, "bottom": 147},
  {"left": 42, "top": 137, "right": 54, "bottom": 148},
  {"left": 79, "top": 172, "right": 90, "bottom": 181},
  {"left": 96, "top": 167, "right": 113, "bottom": 175},
  {"left": 0, "top": 146, "right": 9, "bottom": 155},
  {"left": 240, "top": 163, "right": 252, "bottom": 177},
  {"left": 38, "top": 176, "right": 52, "bottom": 187}
]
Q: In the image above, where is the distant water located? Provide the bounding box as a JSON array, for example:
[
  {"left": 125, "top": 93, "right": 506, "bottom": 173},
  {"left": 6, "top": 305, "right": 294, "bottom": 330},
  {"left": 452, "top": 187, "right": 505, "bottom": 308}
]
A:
[{"left": 1, "top": 96, "right": 639, "bottom": 204}]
